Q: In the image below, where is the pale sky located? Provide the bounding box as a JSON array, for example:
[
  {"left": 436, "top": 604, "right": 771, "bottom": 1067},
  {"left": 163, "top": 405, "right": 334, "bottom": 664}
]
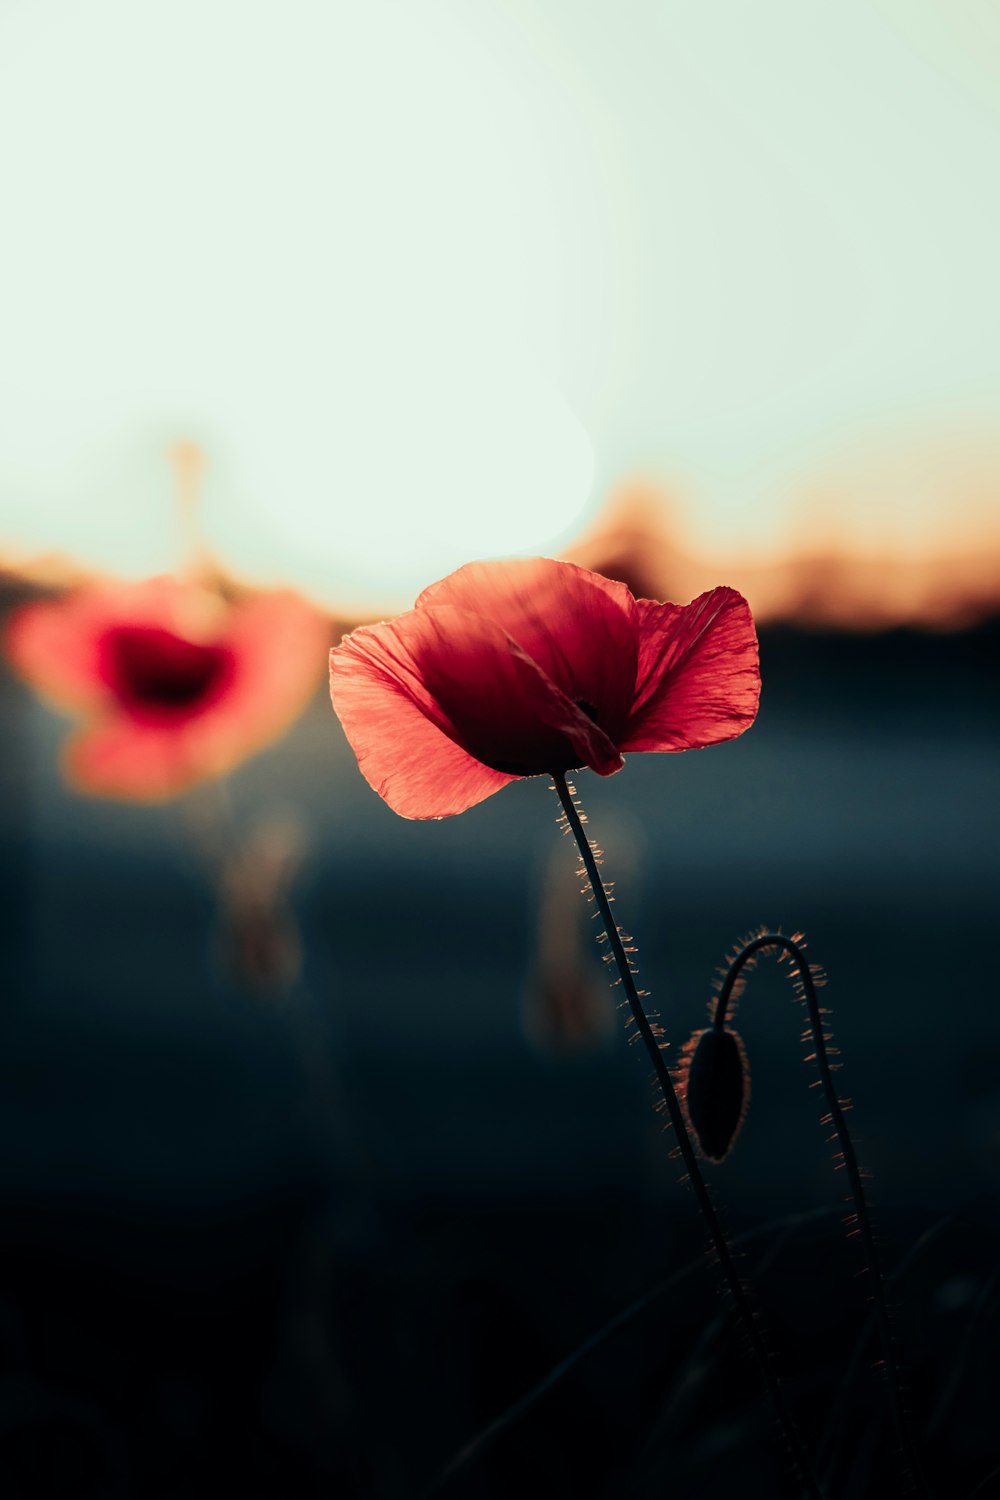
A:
[{"left": 1, "top": 0, "right": 999, "bottom": 609}]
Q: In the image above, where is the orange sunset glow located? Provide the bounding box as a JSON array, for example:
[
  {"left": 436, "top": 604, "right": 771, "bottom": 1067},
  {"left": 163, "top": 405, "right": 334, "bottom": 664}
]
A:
[{"left": 567, "top": 482, "right": 1000, "bottom": 632}]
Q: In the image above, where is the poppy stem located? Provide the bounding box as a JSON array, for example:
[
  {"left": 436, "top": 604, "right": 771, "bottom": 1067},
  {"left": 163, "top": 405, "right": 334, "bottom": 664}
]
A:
[
  {"left": 715, "top": 934, "right": 931, "bottom": 1499},
  {"left": 169, "top": 437, "right": 212, "bottom": 580},
  {"left": 551, "top": 774, "right": 825, "bottom": 1500}
]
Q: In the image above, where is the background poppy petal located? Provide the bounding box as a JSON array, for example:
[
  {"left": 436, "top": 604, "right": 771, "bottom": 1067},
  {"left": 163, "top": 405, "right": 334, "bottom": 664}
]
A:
[
  {"left": 622, "top": 587, "right": 761, "bottom": 751},
  {"left": 6, "top": 595, "right": 114, "bottom": 711},
  {"left": 64, "top": 719, "right": 225, "bottom": 800},
  {"left": 6, "top": 578, "right": 230, "bottom": 712},
  {"left": 215, "top": 591, "right": 330, "bottom": 750},
  {"left": 62, "top": 592, "right": 329, "bottom": 801},
  {"left": 11, "top": 583, "right": 328, "bottom": 800},
  {"left": 415, "top": 558, "right": 639, "bottom": 743}
]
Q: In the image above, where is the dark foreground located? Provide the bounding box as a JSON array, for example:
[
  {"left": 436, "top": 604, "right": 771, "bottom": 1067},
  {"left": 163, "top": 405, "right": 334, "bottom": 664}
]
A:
[{"left": 1, "top": 620, "right": 998, "bottom": 1498}]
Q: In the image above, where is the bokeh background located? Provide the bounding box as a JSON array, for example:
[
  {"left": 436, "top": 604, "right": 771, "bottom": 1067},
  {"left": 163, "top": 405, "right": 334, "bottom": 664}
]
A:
[{"left": 1, "top": 3, "right": 999, "bottom": 1497}]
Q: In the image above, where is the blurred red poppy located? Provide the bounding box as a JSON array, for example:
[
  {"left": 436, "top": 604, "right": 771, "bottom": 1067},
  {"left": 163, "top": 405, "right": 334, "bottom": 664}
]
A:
[
  {"left": 6, "top": 576, "right": 329, "bottom": 801},
  {"left": 329, "top": 557, "right": 760, "bottom": 819}
]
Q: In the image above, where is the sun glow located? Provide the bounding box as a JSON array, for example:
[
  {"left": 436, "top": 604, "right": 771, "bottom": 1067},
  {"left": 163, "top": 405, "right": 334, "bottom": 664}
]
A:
[
  {"left": 216, "top": 351, "right": 596, "bottom": 612},
  {"left": 0, "top": 0, "right": 600, "bottom": 609},
  {"left": 2, "top": 0, "right": 1000, "bottom": 618}
]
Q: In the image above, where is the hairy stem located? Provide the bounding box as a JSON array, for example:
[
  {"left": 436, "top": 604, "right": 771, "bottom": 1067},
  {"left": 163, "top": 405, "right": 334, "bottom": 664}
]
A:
[
  {"left": 553, "top": 775, "right": 824, "bottom": 1500},
  {"left": 716, "top": 933, "right": 931, "bottom": 1499}
]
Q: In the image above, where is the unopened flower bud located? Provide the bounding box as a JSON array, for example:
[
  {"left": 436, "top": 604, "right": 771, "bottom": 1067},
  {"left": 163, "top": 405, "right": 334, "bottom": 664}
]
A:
[{"left": 679, "top": 1026, "right": 750, "bottom": 1163}]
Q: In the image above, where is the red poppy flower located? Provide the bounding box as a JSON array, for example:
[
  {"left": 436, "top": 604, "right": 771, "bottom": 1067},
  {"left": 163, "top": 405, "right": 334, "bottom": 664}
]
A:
[
  {"left": 5, "top": 575, "right": 329, "bottom": 801},
  {"left": 329, "top": 557, "right": 761, "bottom": 819}
]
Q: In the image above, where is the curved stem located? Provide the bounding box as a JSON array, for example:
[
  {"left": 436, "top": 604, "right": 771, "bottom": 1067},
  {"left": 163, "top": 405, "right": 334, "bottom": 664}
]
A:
[
  {"left": 552, "top": 775, "right": 825, "bottom": 1500},
  {"left": 716, "top": 933, "right": 931, "bottom": 1499}
]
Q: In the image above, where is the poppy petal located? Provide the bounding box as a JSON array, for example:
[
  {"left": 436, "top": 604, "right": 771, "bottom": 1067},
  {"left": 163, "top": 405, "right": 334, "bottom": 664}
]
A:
[
  {"left": 415, "top": 558, "right": 639, "bottom": 743},
  {"left": 330, "top": 621, "right": 517, "bottom": 820},
  {"left": 412, "top": 605, "right": 623, "bottom": 776},
  {"left": 330, "top": 604, "right": 623, "bottom": 818},
  {"left": 64, "top": 719, "right": 227, "bottom": 800},
  {"left": 622, "top": 587, "right": 760, "bottom": 751},
  {"left": 6, "top": 595, "right": 114, "bottom": 712}
]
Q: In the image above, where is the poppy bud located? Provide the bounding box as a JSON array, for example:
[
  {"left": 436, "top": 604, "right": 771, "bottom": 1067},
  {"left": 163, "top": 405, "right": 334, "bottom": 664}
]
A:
[{"left": 679, "top": 1026, "right": 750, "bottom": 1163}]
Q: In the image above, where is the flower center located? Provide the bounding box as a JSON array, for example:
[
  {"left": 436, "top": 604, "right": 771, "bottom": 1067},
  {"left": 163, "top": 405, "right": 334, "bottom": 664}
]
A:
[{"left": 101, "top": 625, "right": 235, "bottom": 721}]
